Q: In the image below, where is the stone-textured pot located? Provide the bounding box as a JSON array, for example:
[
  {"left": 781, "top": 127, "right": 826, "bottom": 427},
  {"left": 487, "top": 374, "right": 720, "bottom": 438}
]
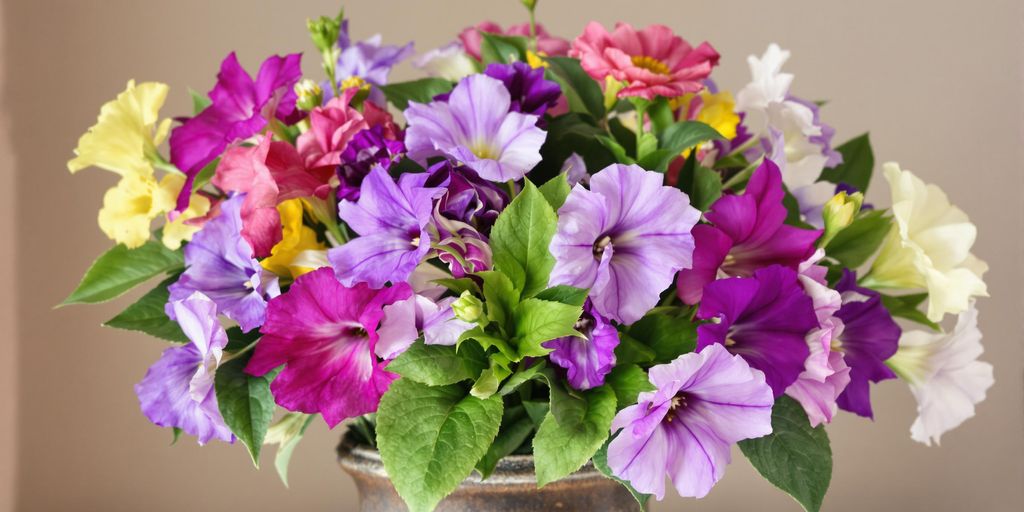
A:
[{"left": 337, "top": 434, "right": 641, "bottom": 511}]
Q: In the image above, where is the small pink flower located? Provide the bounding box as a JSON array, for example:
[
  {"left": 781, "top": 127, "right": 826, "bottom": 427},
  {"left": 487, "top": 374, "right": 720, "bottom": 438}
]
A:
[
  {"left": 296, "top": 89, "right": 368, "bottom": 170},
  {"left": 459, "top": 21, "right": 570, "bottom": 61},
  {"left": 570, "top": 22, "right": 719, "bottom": 100}
]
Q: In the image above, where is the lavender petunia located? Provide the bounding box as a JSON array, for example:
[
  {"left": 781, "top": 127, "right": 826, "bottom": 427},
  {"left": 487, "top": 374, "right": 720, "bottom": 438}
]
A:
[
  {"left": 543, "top": 301, "right": 619, "bottom": 390},
  {"left": 135, "top": 292, "right": 233, "bottom": 445},
  {"left": 607, "top": 344, "right": 774, "bottom": 500},
  {"left": 336, "top": 126, "right": 406, "bottom": 202},
  {"left": 549, "top": 164, "right": 700, "bottom": 324},
  {"left": 435, "top": 62, "right": 561, "bottom": 121},
  {"left": 168, "top": 194, "right": 280, "bottom": 332},
  {"left": 696, "top": 265, "right": 818, "bottom": 397},
  {"left": 404, "top": 74, "right": 546, "bottom": 182},
  {"left": 329, "top": 166, "right": 445, "bottom": 288},
  {"left": 336, "top": 19, "right": 414, "bottom": 87}
]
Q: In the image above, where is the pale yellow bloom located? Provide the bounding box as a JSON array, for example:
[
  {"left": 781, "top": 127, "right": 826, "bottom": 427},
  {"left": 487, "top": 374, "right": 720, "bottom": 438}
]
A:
[
  {"left": 158, "top": 174, "right": 212, "bottom": 250},
  {"left": 261, "top": 199, "right": 327, "bottom": 279},
  {"left": 97, "top": 175, "right": 164, "bottom": 249},
  {"left": 865, "top": 163, "right": 988, "bottom": 321},
  {"left": 68, "top": 80, "right": 171, "bottom": 179}
]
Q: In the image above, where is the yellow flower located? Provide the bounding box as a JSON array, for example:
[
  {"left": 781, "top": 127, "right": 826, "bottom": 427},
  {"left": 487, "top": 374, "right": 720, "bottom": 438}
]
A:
[
  {"left": 68, "top": 80, "right": 171, "bottom": 179},
  {"left": 525, "top": 50, "right": 549, "bottom": 69},
  {"left": 820, "top": 190, "right": 864, "bottom": 246},
  {"left": 261, "top": 199, "right": 327, "bottom": 279},
  {"left": 674, "top": 90, "right": 740, "bottom": 141},
  {"left": 157, "top": 174, "right": 212, "bottom": 250},
  {"left": 864, "top": 163, "right": 988, "bottom": 321},
  {"left": 97, "top": 175, "right": 164, "bottom": 248}
]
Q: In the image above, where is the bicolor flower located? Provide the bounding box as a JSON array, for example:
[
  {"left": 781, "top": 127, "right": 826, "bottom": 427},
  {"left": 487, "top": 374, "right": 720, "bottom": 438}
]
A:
[
  {"left": 244, "top": 268, "right": 412, "bottom": 427},
  {"left": 549, "top": 164, "right": 700, "bottom": 324},
  {"left": 676, "top": 159, "right": 821, "bottom": 304},
  {"left": 607, "top": 344, "right": 773, "bottom": 499},
  {"left": 404, "top": 74, "right": 546, "bottom": 182},
  {"left": 696, "top": 265, "right": 818, "bottom": 397},
  {"left": 376, "top": 294, "right": 474, "bottom": 360},
  {"left": 135, "top": 292, "right": 232, "bottom": 445},
  {"left": 426, "top": 161, "right": 509, "bottom": 232},
  {"left": 888, "top": 303, "right": 993, "bottom": 445},
  {"left": 864, "top": 163, "right": 988, "bottom": 322},
  {"left": 458, "top": 21, "right": 570, "bottom": 61},
  {"left": 543, "top": 301, "right": 619, "bottom": 390},
  {"left": 571, "top": 22, "right": 719, "bottom": 100},
  {"left": 260, "top": 199, "right": 327, "bottom": 280}
]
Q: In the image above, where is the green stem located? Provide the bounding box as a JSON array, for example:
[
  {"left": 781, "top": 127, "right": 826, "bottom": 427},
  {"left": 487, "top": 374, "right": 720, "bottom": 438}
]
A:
[
  {"left": 528, "top": 10, "right": 538, "bottom": 50},
  {"left": 506, "top": 179, "right": 518, "bottom": 199}
]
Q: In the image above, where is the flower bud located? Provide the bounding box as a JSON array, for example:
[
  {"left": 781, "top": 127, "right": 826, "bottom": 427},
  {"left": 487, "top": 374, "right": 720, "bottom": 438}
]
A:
[
  {"left": 820, "top": 190, "right": 864, "bottom": 246},
  {"left": 451, "top": 290, "right": 485, "bottom": 324},
  {"left": 521, "top": 0, "right": 538, "bottom": 11},
  {"left": 294, "top": 79, "right": 323, "bottom": 112},
  {"left": 307, "top": 15, "right": 341, "bottom": 54}
]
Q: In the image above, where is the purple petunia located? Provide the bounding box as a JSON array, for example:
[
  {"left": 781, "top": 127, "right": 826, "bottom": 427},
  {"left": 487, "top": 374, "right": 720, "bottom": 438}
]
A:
[
  {"left": 336, "top": 126, "right": 406, "bottom": 202},
  {"left": 335, "top": 19, "right": 414, "bottom": 88},
  {"left": 435, "top": 62, "right": 562, "bottom": 121},
  {"left": 426, "top": 161, "right": 509, "bottom": 232},
  {"left": 543, "top": 300, "right": 619, "bottom": 390}
]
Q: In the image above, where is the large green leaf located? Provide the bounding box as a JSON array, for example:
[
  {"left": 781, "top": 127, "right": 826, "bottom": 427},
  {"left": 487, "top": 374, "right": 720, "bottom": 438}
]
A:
[
  {"left": 593, "top": 437, "right": 651, "bottom": 509},
  {"left": 387, "top": 340, "right": 488, "bottom": 386},
  {"left": 825, "top": 210, "right": 892, "bottom": 269},
  {"left": 533, "top": 385, "right": 616, "bottom": 487},
  {"left": 104, "top": 274, "right": 187, "bottom": 342},
  {"left": 379, "top": 78, "right": 454, "bottom": 110},
  {"left": 818, "top": 133, "right": 874, "bottom": 193},
  {"left": 533, "top": 285, "right": 588, "bottom": 307},
  {"left": 63, "top": 241, "right": 184, "bottom": 305},
  {"left": 739, "top": 396, "right": 832, "bottom": 512},
  {"left": 475, "top": 405, "right": 535, "bottom": 479},
  {"left": 545, "top": 56, "right": 605, "bottom": 119},
  {"left": 538, "top": 173, "right": 572, "bottom": 211},
  {"left": 214, "top": 353, "right": 279, "bottom": 466},
  {"left": 675, "top": 153, "right": 723, "bottom": 212},
  {"left": 626, "top": 310, "right": 698, "bottom": 364},
  {"left": 512, "top": 298, "right": 583, "bottom": 358},
  {"left": 490, "top": 180, "right": 558, "bottom": 298},
  {"left": 377, "top": 379, "right": 504, "bottom": 512},
  {"left": 604, "top": 364, "right": 653, "bottom": 410},
  {"left": 653, "top": 121, "right": 724, "bottom": 165},
  {"left": 479, "top": 33, "right": 529, "bottom": 64}
]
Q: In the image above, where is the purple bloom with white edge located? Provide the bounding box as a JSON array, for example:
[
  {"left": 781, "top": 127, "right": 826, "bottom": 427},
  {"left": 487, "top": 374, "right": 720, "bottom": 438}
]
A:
[
  {"left": 544, "top": 301, "right": 619, "bottom": 390},
  {"left": 135, "top": 292, "right": 232, "bottom": 445},
  {"left": 833, "top": 269, "right": 901, "bottom": 418},
  {"left": 697, "top": 265, "right": 818, "bottom": 397},
  {"left": 336, "top": 126, "right": 406, "bottom": 202},
  {"left": 168, "top": 194, "right": 280, "bottom": 332},
  {"left": 787, "top": 95, "right": 842, "bottom": 168},
  {"left": 330, "top": 166, "right": 445, "bottom": 288},
  {"left": 607, "top": 344, "right": 773, "bottom": 500},
  {"left": 376, "top": 295, "right": 474, "bottom": 360},
  {"left": 549, "top": 164, "right": 700, "bottom": 324},
  {"left": 405, "top": 74, "right": 546, "bottom": 182}
]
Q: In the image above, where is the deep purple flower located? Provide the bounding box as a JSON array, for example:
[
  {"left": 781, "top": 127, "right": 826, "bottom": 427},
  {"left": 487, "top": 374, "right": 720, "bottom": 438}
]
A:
[
  {"left": 482, "top": 62, "right": 561, "bottom": 118},
  {"left": 135, "top": 292, "right": 233, "bottom": 445},
  {"left": 543, "top": 301, "right": 619, "bottom": 390},
  {"left": 169, "top": 53, "right": 303, "bottom": 212},
  {"left": 549, "top": 164, "right": 700, "bottom": 324},
  {"left": 336, "top": 126, "right": 406, "bottom": 202},
  {"left": 833, "top": 270, "right": 902, "bottom": 418},
  {"left": 607, "top": 344, "right": 773, "bottom": 499},
  {"left": 329, "top": 166, "right": 445, "bottom": 288},
  {"left": 168, "top": 194, "right": 280, "bottom": 332},
  {"left": 426, "top": 161, "right": 509, "bottom": 232},
  {"left": 676, "top": 159, "right": 821, "bottom": 304},
  {"left": 405, "top": 74, "right": 546, "bottom": 182},
  {"left": 696, "top": 265, "right": 818, "bottom": 397}
]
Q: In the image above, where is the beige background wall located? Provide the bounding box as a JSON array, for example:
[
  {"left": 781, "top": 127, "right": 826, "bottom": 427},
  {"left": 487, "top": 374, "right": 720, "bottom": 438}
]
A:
[{"left": 3, "top": 0, "right": 1022, "bottom": 510}]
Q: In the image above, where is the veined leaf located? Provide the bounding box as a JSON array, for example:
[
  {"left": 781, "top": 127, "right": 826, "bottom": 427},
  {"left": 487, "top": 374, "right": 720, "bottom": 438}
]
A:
[{"left": 63, "top": 241, "right": 184, "bottom": 305}]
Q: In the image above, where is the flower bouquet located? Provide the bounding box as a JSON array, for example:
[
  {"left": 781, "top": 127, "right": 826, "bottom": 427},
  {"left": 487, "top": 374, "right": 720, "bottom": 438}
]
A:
[{"left": 65, "top": 3, "right": 993, "bottom": 511}]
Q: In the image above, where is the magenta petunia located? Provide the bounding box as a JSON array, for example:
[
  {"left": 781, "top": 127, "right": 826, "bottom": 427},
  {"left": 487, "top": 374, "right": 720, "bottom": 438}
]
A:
[
  {"left": 607, "top": 344, "right": 773, "bottom": 500},
  {"left": 549, "top": 164, "right": 700, "bottom": 324},
  {"left": 543, "top": 301, "right": 619, "bottom": 390},
  {"left": 245, "top": 268, "right": 413, "bottom": 428}
]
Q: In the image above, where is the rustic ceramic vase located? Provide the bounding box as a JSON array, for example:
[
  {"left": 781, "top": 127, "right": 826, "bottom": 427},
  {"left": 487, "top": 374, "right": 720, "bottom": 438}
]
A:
[{"left": 337, "top": 434, "right": 642, "bottom": 512}]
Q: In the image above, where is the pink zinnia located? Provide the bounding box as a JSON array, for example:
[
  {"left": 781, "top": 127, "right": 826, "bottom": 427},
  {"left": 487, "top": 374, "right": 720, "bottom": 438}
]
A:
[{"left": 570, "top": 22, "right": 719, "bottom": 100}]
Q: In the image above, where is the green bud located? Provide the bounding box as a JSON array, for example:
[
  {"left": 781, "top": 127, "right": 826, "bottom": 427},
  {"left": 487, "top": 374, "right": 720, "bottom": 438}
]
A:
[
  {"left": 820, "top": 190, "right": 864, "bottom": 246},
  {"left": 451, "top": 290, "right": 485, "bottom": 324},
  {"left": 521, "top": 0, "right": 538, "bottom": 10},
  {"left": 307, "top": 15, "right": 341, "bottom": 54},
  {"left": 294, "top": 79, "right": 323, "bottom": 112}
]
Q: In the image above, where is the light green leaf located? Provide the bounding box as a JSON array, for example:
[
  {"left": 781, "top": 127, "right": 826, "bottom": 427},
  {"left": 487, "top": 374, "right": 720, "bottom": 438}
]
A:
[
  {"left": 387, "top": 340, "right": 488, "bottom": 386},
  {"left": 545, "top": 56, "right": 605, "bottom": 119},
  {"left": 63, "top": 241, "right": 184, "bottom": 305},
  {"left": 479, "top": 33, "right": 529, "bottom": 64},
  {"left": 593, "top": 437, "right": 651, "bottom": 509},
  {"left": 475, "top": 406, "right": 534, "bottom": 479},
  {"left": 377, "top": 379, "right": 504, "bottom": 512},
  {"left": 881, "top": 293, "right": 940, "bottom": 331},
  {"left": 104, "top": 274, "right": 187, "bottom": 342},
  {"left": 825, "top": 210, "right": 892, "bottom": 269},
  {"left": 379, "top": 78, "right": 454, "bottom": 110},
  {"left": 479, "top": 270, "right": 519, "bottom": 329},
  {"left": 626, "top": 310, "right": 698, "bottom": 364},
  {"left": 490, "top": 180, "right": 558, "bottom": 298},
  {"left": 269, "top": 413, "right": 315, "bottom": 488},
  {"left": 189, "top": 88, "right": 211, "bottom": 114},
  {"left": 533, "top": 385, "right": 617, "bottom": 487},
  {"left": 497, "top": 361, "right": 548, "bottom": 396},
  {"left": 533, "top": 285, "right": 588, "bottom": 307},
  {"left": 818, "top": 133, "right": 874, "bottom": 193},
  {"left": 538, "top": 173, "right": 572, "bottom": 211},
  {"left": 605, "top": 364, "right": 653, "bottom": 410},
  {"left": 215, "top": 353, "right": 279, "bottom": 467},
  {"left": 431, "top": 277, "right": 481, "bottom": 295},
  {"left": 739, "top": 396, "right": 832, "bottom": 512},
  {"left": 513, "top": 298, "right": 583, "bottom": 358}
]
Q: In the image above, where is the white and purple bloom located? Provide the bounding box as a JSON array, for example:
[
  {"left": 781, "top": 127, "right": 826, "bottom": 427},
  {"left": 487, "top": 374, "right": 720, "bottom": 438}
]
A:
[
  {"left": 404, "top": 74, "right": 546, "bottom": 182},
  {"left": 550, "top": 164, "right": 700, "bottom": 324},
  {"left": 329, "top": 166, "right": 445, "bottom": 288},
  {"left": 336, "top": 126, "right": 406, "bottom": 202},
  {"left": 167, "top": 194, "right": 280, "bottom": 332},
  {"left": 607, "top": 344, "right": 773, "bottom": 499},
  {"left": 543, "top": 301, "right": 619, "bottom": 390},
  {"left": 696, "top": 265, "right": 818, "bottom": 397},
  {"left": 135, "top": 292, "right": 233, "bottom": 445}
]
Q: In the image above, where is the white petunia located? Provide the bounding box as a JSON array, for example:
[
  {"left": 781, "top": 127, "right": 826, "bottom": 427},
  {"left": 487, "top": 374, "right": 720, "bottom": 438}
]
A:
[{"left": 412, "top": 42, "right": 477, "bottom": 81}]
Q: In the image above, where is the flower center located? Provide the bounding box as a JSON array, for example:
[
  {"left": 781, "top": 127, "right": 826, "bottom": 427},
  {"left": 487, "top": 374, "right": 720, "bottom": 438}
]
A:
[
  {"left": 469, "top": 140, "right": 499, "bottom": 160},
  {"left": 593, "top": 235, "right": 613, "bottom": 259},
  {"left": 664, "top": 392, "right": 692, "bottom": 423},
  {"left": 631, "top": 55, "right": 671, "bottom": 75}
]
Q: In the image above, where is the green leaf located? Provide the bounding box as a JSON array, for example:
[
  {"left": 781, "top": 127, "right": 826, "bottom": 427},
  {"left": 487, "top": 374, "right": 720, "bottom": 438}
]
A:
[
  {"left": 819, "top": 133, "right": 874, "bottom": 193},
  {"left": 538, "top": 173, "right": 572, "bottom": 211},
  {"left": 377, "top": 379, "right": 504, "bottom": 512},
  {"left": 270, "top": 413, "right": 315, "bottom": 488},
  {"left": 881, "top": 293, "right": 941, "bottom": 331},
  {"left": 605, "top": 364, "right": 653, "bottom": 410},
  {"left": 104, "top": 274, "right": 187, "bottom": 342},
  {"left": 189, "top": 88, "right": 211, "bottom": 114},
  {"left": 479, "top": 33, "right": 528, "bottom": 64},
  {"left": 497, "top": 360, "right": 548, "bottom": 396},
  {"left": 513, "top": 298, "right": 583, "bottom": 358},
  {"left": 432, "top": 277, "right": 481, "bottom": 295},
  {"left": 533, "top": 385, "right": 617, "bottom": 487},
  {"left": 533, "top": 113, "right": 615, "bottom": 184},
  {"left": 739, "top": 396, "right": 832, "bottom": 512},
  {"left": 479, "top": 270, "right": 519, "bottom": 329},
  {"left": 596, "top": 134, "right": 635, "bottom": 164},
  {"left": 545, "top": 56, "right": 605, "bottom": 119},
  {"left": 490, "top": 180, "right": 558, "bottom": 298},
  {"left": 613, "top": 331, "right": 657, "bottom": 365},
  {"left": 593, "top": 438, "right": 651, "bottom": 509},
  {"left": 476, "top": 405, "right": 535, "bottom": 479},
  {"left": 171, "top": 427, "right": 183, "bottom": 445},
  {"left": 224, "top": 326, "right": 261, "bottom": 352},
  {"left": 459, "top": 326, "right": 517, "bottom": 363},
  {"left": 825, "top": 210, "right": 892, "bottom": 269},
  {"left": 636, "top": 132, "right": 659, "bottom": 162},
  {"left": 388, "top": 340, "right": 488, "bottom": 386},
  {"left": 379, "top": 78, "right": 454, "bottom": 110},
  {"left": 658, "top": 121, "right": 724, "bottom": 158},
  {"left": 63, "top": 241, "right": 184, "bottom": 305},
  {"left": 676, "top": 153, "right": 723, "bottom": 211},
  {"left": 627, "top": 311, "right": 698, "bottom": 364},
  {"left": 533, "top": 285, "right": 588, "bottom": 307},
  {"left": 214, "top": 353, "right": 279, "bottom": 467}
]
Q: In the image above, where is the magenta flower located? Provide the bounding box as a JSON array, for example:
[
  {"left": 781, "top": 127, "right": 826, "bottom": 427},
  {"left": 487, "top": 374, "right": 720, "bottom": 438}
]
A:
[
  {"left": 607, "top": 344, "right": 773, "bottom": 499},
  {"left": 543, "top": 301, "right": 619, "bottom": 390},
  {"left": 329, "top": 166, "right": 445, "bottom": 288},
  {"left": 676, "top": 159, "right": 821, "bottom": 304},
  {"left": 459, "top": 21, "right": 570, "bottom": 61},
  {"left": 696, "top": 265, "right": 818, "bottom": 397},
  {"left": 571, "top": 22, "right": 719, "bottom": 100},
  {"left": 169, "top": 52, "right": 303, "bottom": 212},
  {"left": 135, "top": 292, "right": 232, "bottom": 445},
  {"left": 245, "top": 268, "right": 413, "bottom": 427},
  {"left": 549, "top": 164, "right": 700, "bottom": 324},
  {"left": 404, "top": 74, "right": 546, "bottom": 182}
]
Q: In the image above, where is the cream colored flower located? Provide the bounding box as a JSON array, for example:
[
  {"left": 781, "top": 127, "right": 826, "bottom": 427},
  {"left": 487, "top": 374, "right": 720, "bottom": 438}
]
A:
[
  {"left": 158, "top": 174, "right": 212, "bottom": 250},
  {"left": 865, "top": 163, "right": 988, "bottom": 321},
  {"left": 97, "top": 175, "right": 164, "bottom": 248}
]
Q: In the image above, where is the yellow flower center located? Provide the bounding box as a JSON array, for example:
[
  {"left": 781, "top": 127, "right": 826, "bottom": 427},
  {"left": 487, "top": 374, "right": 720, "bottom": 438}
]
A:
[
  {"left": 631, "top": 55, "right": 671, "bottom": 75},
  {"left": 470, "top": 141, "right": 499, "bottom": 160}
]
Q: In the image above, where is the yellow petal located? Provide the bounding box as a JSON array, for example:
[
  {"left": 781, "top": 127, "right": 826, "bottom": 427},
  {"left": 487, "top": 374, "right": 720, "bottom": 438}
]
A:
[
  {"left": 261, "top": 199, "right": 327, "bottom": 278},
  {"left": 158, "top": 174, "right": 212, "bottom": 250},
  {"left": 97, "top": 175, "right": 162, "bottom": 248}
]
